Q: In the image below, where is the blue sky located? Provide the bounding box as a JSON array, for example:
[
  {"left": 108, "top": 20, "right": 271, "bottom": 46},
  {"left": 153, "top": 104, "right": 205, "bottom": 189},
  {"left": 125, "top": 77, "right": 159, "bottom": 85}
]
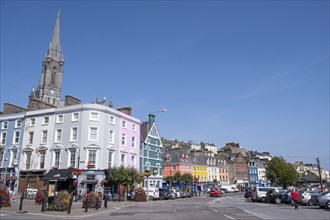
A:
[{"left": 1, "top": 1, "right": 329, "bottom": 169}]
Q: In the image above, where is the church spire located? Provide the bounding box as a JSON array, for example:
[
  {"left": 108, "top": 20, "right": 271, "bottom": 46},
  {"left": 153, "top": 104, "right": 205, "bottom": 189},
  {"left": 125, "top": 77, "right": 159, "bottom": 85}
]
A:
[
  {"left": 28, "top": 11, "right": 65, "bottom": 110},
  {"left": 47, "top": 10, "right": 63, "bottom": 62}
]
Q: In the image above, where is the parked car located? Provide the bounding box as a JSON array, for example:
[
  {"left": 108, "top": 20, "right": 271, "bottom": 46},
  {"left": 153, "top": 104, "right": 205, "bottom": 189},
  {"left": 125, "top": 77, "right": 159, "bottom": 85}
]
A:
[
  {"left": 310, "top": 191, "right": 327, "bottom": 206},
  {"left": 220, "top": 188, "right": 228, "bottom": 194},
  {"left": 266, "top": 189, "right": 289, "bottom": 204},
  {"left": 143, "top": 187, "right": 159, "bottom": 200},
  {"left": 179, "top": 190, "right": 187, "bottom": 198},
  {"left": 221, "top": 185, "right": 239, "bottom": 193},
  {"left": 170, "top": 189, "right": 180, "bottom": 198},
  {"left": 317, "top": 191, "right": 330, "bottom": 209},
  {"left": 244, "top": 189, "right": 253, "bottom": 200},
  {"left": 158, "top": 188, "right": 172, "bottom": 200},
  {"left": 281, "top": 190, "right": 292, "bottom": 204},
  {"left": 185, "top": 191, "right": 193, "bottom": 198},
  {"left": 210, "top": 187, "right": 222, "bottom": 197},
  {"left": 168, "top": 190, "right": 176, "bottom": 199},
  {"left": 298, "top": 190, "right": 321, "bottom": 206},
  {"left": 252, "top": 186, "right": 278, "bottom": 203}
]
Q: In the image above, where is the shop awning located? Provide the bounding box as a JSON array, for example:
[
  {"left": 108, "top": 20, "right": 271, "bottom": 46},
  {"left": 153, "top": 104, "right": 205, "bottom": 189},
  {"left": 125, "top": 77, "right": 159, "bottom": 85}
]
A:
[{"left": 43, "top": 168, "right": 75, "bottom": 181}]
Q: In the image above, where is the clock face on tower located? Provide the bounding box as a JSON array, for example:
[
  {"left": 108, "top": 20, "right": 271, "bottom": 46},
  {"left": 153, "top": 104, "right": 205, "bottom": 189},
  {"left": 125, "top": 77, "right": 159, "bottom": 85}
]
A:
[{"left": 50, "top": 90, "right": 54, "bottom": 95}]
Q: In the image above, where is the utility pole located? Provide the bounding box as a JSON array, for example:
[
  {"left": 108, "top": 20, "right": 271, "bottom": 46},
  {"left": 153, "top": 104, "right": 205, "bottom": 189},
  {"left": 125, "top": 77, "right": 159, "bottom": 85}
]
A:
[{"left": 316, "top": 157, "right": 324, "bottom": 191}]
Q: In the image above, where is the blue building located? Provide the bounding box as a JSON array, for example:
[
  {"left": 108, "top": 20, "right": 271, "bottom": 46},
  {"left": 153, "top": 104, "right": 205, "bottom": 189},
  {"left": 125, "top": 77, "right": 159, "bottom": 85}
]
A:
[{"left": 247, "top": 159, "right": 259, "bottom": 187}]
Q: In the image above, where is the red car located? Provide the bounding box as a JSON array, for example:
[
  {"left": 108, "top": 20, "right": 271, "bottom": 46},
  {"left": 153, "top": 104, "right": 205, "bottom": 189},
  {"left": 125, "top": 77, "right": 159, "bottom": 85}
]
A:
[{"left": 210, "top": 187, "right": 222, "bottom": 197}]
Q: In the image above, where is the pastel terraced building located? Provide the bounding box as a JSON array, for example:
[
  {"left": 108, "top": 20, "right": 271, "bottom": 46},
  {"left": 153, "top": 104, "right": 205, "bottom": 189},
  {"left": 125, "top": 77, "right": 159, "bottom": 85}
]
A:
[{"left": 1, "top": 11, "right": 141, "bottom": 196}]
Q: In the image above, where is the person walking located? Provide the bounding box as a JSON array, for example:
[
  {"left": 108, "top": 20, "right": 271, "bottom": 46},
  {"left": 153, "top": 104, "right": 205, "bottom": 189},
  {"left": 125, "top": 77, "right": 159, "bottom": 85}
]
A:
[{"left": 290, "top": 188, "right": 299, "bottom": 209}]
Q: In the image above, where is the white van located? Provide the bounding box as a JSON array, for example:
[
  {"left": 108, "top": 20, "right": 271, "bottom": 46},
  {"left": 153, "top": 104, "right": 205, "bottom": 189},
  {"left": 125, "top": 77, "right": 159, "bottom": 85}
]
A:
[
  {"left": 143, "top": 187, "right": 159, "bottom": 200},
  {"left": 252, "top": 186, "right": 278, "bottom": 202},
  {"left": 221, "top": 185, "right": 239, "bottom": 193}
]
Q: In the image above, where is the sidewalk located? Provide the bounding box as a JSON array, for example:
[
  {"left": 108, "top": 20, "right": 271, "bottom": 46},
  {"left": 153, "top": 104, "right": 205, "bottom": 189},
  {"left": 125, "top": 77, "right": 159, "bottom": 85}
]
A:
[{"left": 0, "top": 197, "right": 134, "bottom": 218}]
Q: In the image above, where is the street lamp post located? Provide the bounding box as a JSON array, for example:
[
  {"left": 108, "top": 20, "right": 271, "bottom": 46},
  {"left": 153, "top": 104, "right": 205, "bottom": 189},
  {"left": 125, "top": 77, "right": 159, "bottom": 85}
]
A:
[{"left": 144, "top": 169, "right": 151, "bottom": 202}]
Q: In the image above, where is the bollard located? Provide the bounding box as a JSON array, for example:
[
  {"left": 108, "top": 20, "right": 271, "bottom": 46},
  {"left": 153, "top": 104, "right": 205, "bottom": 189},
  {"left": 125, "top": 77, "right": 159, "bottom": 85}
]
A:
[
  {"left": 84, "top": 199, "right": 88, "bottom": 212},
  {"left": 19, "top": 194, "right": 24, "bottom": 211},
  {"left": 67, "top": 195, "right": 73, "bottom": 214},
  {"left": 96, "top": 197, "right": 99, "bottom": 210},
  {"left": 104, "top": 195, "right": 107, "bottom": 208}
]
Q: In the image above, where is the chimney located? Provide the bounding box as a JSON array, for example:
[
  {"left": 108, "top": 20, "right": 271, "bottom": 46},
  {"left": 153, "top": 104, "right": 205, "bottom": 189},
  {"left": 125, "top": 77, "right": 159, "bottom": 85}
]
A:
[
  {"left": 65, "top": 95, "right": 81, "bottom": 106},
  {"left": 117, "top": 106, "right": 132, "bottom": 116},
  {"left": 148, "top": 114, "right": 155, "bottom": 125}
]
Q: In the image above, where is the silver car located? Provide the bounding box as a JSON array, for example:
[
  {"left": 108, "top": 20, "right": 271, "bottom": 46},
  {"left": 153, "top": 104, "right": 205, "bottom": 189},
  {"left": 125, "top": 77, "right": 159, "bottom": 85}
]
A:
[
  {"left": 298, "top": 190, "right": 320, "bottom": 206},
  {"left": 317, "top": 191, "right": 330, "bottom": 209}
]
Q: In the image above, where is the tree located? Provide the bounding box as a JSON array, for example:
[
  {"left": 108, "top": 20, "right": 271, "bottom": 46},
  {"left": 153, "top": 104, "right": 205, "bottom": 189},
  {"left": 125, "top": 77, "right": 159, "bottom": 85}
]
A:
[
  {"left": 107, "top": 166, "right": 141, "bottom": 199},
  {"left": 266, "top": 157, "right": 299, "bottom": 189},
  {"left": 173, "top": 172, "right": 181, "bottom": 184},
  {"left": 181, "top": 173, "right": 193, "bottom": 191},
  {"left": 165, "top": 176, "right": 174, "bottom": 189}
]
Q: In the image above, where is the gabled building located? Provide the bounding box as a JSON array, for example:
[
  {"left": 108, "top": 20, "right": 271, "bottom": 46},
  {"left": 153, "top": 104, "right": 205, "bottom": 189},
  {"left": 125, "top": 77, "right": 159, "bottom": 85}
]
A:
[
  {"left": 140, "top": 114, "right": 164, "bottom": 188},
  {"left": 228, "top": 152, "right": 249, "bottom": 186},
  {"left": 215, "top": 153, "right": 231, "bottom": 185}
]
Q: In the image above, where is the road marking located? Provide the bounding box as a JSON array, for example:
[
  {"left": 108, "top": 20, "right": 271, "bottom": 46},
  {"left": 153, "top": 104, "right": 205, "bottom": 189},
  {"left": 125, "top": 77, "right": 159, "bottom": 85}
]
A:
[
  {"left": 224, "top": 214, "right": 236, "bottom": 220},
  {"left": 214, "top": 209, "right": 218, "bottom": 212}
]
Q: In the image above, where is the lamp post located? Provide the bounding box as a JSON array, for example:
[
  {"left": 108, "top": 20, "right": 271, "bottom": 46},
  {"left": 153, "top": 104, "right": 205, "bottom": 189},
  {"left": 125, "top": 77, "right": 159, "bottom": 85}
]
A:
[
  {"left": 144, "top": 169, "right": 151, "bottom": 202},
  {"left": 149, "top": 109, "right": 167, "bottom": 114}
]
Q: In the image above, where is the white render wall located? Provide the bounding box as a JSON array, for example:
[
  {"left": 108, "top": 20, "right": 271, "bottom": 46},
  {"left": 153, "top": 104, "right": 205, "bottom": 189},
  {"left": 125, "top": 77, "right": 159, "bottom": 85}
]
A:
[{"left": 19, "top": 103, "right": 141, "bottom": 173}]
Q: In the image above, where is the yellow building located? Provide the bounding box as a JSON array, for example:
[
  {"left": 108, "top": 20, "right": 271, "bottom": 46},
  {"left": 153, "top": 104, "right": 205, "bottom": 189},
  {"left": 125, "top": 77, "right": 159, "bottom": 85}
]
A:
[{"left": 193, "top": 165, "right": 207, "bottom": 182}]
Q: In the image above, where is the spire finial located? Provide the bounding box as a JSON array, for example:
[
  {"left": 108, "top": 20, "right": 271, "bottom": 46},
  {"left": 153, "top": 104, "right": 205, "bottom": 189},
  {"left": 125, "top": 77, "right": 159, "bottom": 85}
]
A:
[{"left": 47, "top": 11, "right": 63, "bottom": 61}]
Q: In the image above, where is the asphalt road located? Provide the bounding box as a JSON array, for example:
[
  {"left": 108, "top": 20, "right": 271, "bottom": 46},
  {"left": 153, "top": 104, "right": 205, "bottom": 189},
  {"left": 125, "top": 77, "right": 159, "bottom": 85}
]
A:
[{"left": 1, "top": 192, "right": 329, "bottom": 220}]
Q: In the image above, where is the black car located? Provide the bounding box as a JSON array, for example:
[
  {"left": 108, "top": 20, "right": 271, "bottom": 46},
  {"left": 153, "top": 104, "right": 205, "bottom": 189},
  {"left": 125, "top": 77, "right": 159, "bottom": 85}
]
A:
[
  {"left": 158, "top": 188, "right": 172, "bottom": 200},
  {"left": 266, "top": 189, "right": 289, "bottom": 204},
  {"left": 244, "top": 190, "right": 252, "bottom": 200}
]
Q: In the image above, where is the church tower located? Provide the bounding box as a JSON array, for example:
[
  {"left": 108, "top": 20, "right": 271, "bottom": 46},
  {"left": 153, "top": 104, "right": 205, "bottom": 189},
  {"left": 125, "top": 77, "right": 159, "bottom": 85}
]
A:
[{"left": 28, "top": 11, "right": 64, "bottom": 110}]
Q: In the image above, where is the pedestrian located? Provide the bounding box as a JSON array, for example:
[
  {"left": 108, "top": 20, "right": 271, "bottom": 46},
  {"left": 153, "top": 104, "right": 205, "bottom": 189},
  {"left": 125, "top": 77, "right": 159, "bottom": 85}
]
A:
[{"left": 290, "top": 188, "right": 299, "bottom": 209}]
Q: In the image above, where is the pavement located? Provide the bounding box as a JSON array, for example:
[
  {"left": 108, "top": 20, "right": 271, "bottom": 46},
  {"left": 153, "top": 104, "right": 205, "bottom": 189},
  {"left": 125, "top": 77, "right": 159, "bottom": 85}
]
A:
[
  {"left": 0, "top": 193, "right": 209, "bottom": 218},
  {"left": 0, "top": 196, "right": 135, "bottom": 218}
]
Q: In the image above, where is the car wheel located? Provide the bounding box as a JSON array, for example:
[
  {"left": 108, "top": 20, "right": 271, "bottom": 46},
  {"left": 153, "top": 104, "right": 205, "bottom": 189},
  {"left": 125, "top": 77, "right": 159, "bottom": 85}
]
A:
[
  {"left": 261, "top": 197, "right": 266, "bottom": 203},
  {"left": 307, "top": 200, "right": 312, "bottom": 206},
  {"left": 275, "top": 198, "right": 281, "bottom": 204},
  {"left": 326, "top": 201, "right": 330, "bottom": 209}
]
